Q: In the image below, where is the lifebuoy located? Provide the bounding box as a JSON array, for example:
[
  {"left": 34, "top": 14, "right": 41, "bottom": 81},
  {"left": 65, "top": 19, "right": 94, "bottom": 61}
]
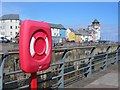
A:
[
  {"left": 30, "top": 31, "right": 49, "bottom": 60},
  {"left": 19, "top": 20, "right": 52, "bottom": 73}
]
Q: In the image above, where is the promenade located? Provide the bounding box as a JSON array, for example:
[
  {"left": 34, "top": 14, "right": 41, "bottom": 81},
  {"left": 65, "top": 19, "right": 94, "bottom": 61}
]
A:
[
  {"left": 66, "top": 63, "right": 118, "bottom": 88},
  {"left": 0, "top": 43, "right": 119, "bottom": 89}
]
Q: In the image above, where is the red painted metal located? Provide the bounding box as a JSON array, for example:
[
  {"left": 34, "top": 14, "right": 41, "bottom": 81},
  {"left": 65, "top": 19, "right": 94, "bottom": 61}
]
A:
[
  {"left": 19, "top": 20, "right": 52, "bottom": 89},
  {"left": 31, "top": 73, "right": 37, "bottom": 90},
  {"left": 19, "top": 20, "right": 52, "bottom": 73}
]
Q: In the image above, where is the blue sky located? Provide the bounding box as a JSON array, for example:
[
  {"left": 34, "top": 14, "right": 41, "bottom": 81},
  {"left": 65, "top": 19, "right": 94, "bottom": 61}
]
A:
[{"left": 2, "top": 2, "right": 118, "bottom": 41}]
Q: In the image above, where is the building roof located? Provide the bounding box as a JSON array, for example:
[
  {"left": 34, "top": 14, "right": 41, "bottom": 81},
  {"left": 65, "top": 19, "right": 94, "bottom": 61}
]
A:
[
  {"left": 74, "top": 31, "right": 82, "bottom": 35},
  {"left": 0, "top": 14, "right": 19, "bottom": 20},
  {"left": 50, "top": 23, "right": 66, "bottom": 29},
  {"left": 68, "top": 28, "right": 80, "bottom": 35},
  {"left": 92, "top": 19, "right": 100, "bottom": 25},
  {"left": 69, "top": 28, "right": 75, "bottom": 32},
  {"left": 86, "top": 27, "right": 97, "bottom": 34},
  {"left": 93, "top": 19, "right": 99, "bottom": 23},
  {"left": 78, "top": 28, "right": 90, "bottom": 36}
]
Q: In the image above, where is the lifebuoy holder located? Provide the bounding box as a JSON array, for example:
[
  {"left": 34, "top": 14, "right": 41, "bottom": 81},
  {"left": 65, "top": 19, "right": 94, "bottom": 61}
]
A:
[{"left": 19, "top": 20, "right": 52, "bottom": 73}]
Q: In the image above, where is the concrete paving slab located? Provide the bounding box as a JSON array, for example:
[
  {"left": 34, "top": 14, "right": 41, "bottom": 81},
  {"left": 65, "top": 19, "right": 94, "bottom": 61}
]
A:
[
  {"left": 65, "top": 64, "right": 118, "bottom": 88},
  {"left": 84, "top": 84, "right": 118, "bottom": 88},
  {"left": 84, "top": 72, "right": 118, "bottom": 88}
]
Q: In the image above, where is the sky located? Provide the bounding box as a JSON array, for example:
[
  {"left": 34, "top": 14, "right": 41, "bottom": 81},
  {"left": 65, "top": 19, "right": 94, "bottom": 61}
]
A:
[{"left": 1, "top": 2, "right": 118, "bottom": 41}]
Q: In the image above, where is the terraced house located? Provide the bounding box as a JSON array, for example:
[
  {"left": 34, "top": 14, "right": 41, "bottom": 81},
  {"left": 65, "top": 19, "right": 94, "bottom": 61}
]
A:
[
  {"left": 0, "top": 14, "right": 20, "bottom": 40},
  {"left": 66, "top": 28, "right": 76, "bottom": 42},
  {"left": 50, "top": 23, "right": 66, "bottom": 45}
]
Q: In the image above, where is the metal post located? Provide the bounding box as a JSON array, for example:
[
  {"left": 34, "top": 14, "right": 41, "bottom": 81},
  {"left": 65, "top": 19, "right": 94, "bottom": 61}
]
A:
[
  {"left": 114, "top": 45, "right": 119, "bottom": 64},
  {"left": 118, "top": 45, "right": 120, "bottom": 62},
  {"left": 115, "top": 50, "right": 118, "bottom": 63},
  {"left": 0, "top": 50, "right": 8, "bottom": 90},
  {"left": 87, "top": 57, "right": 92, "bottom": 78},
  {"left": 58, "top": 50, "right": 68, "bottom": 88},
  {"left": 58, "top": 61, "right": 64, "bottom": 88},
  {"left": 87, "top": 47, "right": 96, "bottom": 78},
  {"left": 104, "top": 46, "right": 111, "bottom": 70},
  {"left": 31, "top": 72, "right": 37, "bottom": 90}
]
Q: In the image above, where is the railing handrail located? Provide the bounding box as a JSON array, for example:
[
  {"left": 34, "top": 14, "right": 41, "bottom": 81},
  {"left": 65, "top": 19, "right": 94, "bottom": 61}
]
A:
[{"left": 0, "top": 44, "right": 120, "bottom": 89}]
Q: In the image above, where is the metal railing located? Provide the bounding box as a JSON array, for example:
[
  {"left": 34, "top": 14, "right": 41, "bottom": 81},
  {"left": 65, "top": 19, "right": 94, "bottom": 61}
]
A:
[{"left": 0, "top": 45, "right": 120, "bottom": 89}]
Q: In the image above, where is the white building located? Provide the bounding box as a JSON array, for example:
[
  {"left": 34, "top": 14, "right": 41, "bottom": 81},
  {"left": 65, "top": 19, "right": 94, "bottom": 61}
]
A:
[
  {"left": 87, "top": 19, "right": 101, "bottom": 42},
  {"left": 66, "top": 28, "right": 74, "bottom": 39},
  {"left": 78, "top": 28, "right": 90, "bottom": 42},
  {"left": 91, "top": 19, "right": 101, "bottom": 41},
  {"left": 0, "top": 14, "right": 20, "bottom": 40},
  {"left": 50, "top": 23, "right": 61, "bottom": 37},
  {"left": 50, "top": 23, "right": 66, "bottom": 44}
]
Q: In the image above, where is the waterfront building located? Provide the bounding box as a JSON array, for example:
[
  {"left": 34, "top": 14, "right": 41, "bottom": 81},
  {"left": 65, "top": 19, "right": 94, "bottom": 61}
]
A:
[
  {"left": 92, "top": 19, "right": 101, "bottom": 41},
  {"left": 66, "top": 28, "right": 72, "bottom": 40},
  {"left": 86, "top": 27, "right": 97, "bottom": 42},
  {"left": 78, "top": 28, "right": 90, "bottom": 42},
  {"left": 50, "top": 23, "right": 66, "bottom": 45},
  {"left": 75, "top": 32, "right": 82, "bottom": 43},
  {"left": 68, "top": 32, "right": 75, "bottom": 42},
  {"left": 66, "top": 28, "right": 76, "bottom": 42},
  {"left": 88, "top": 19, "right": 101, "bottom": 42},
  {"left": 0, "top": 14, "right": 20, "bottom": 40}
]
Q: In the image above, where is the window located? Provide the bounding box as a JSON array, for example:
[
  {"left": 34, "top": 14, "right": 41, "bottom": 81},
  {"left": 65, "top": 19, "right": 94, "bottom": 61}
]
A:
[
  {"left": 1, "top": 32, "right": 5, "bottom": 35},
  {"left": 15, "top": 32, "right": 18, "bottom": 35},
  {"left": 15, "top": 26, "right": 17, "bottom": 29},
  {"left": 10, "top": 26, "right": 12, "bottom": 29},
  {"left": 10, "top": 32, "right": 12, "bottom": 35},
  {"left": 2, "top": 26, "right": 4, "bottom": 29},
  {"left": 0, "top": 26, "right": 2, "bottom": 29},
  {"left": 1, "top": 20, "right": 4, "bottom": 23}
]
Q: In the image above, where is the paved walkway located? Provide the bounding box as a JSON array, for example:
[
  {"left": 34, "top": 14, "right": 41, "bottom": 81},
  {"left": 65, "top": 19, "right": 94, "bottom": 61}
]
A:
[
  {"left": 65, "top": 64, "right": 118, "bottom": 88},
  {"left": 84, "top": 71, "right": 118, "bottom": 88}
]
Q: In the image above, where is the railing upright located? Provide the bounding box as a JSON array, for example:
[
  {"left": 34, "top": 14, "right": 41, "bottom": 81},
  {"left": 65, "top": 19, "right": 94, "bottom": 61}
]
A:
[
  {"left": 58, "top": 50, "right": 68, "bottom": 88},
  {"left": 0, "top": 50, "right": 8, "bottom": 90},
  {"left": 1, "top": 44, "right": 120, "bottom": 89},
  {"left": 87, "top": 47, "right": 96, "bottom": 78},
  {"left": 115, "top": 45, "right": 120, "bottom": 63},
  {"left": 103, "top": 46, "right": 111, "bottom": 70}
]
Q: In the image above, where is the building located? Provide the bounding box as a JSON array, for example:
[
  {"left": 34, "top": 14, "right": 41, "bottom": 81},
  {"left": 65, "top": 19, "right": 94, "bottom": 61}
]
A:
[
  {"left": 88, "top": 19, "right": 101, "bottom": 41},
  {"left": 0, "top": 14, "right": 20, "bottom": 40},
  {"left": 50, "top": 23, "right": 66, "bottom": 45},
  {"left": 86, "top": 27, "right": 97, "bottom": 42},
  {"left": 78, "top": 28, "right": 90, "bottom": 42},
  {"left": 66, "top": 28, "right": 72, "bottom": 40},
  {"left": 66, "top": 28, "right": 76, "bottom": 42},
  {"left": 74, "top": 32, "right": 82, "bottom": 43},
  {"left": 68, "top": 32, "right": 76, "bottom": 42},
  {"left": 92, "top": 19, "right": 101, "bottom": 41},
  {"left": 66, "top": 28, "right": 90, "bottom": 43}
]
